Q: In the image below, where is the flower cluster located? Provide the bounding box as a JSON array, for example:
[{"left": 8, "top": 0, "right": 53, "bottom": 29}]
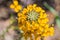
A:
[
  {"left": 10, "top": 0, "right": 22, "bottom": 12},
  {"left": 18, "top": 4, "right": 54, "bottom": 40}
]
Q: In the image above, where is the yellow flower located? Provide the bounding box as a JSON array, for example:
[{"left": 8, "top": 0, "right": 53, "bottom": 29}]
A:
[
  {"left": 18, "top": 4, "right": 54, "bottom": 40},
  {"left": 10, "top": 0, "right": 22, "bottom": 12}
]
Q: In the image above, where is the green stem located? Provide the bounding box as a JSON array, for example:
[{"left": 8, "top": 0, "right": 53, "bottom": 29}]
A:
[{"left": 44, "top": 2, "right": 58, "bottom": 16}]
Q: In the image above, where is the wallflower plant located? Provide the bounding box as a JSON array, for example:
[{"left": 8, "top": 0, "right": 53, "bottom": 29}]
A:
[
  {"left": 18, "top": 4, "right": 54, "bottom": 40},
  {"left": 10, "top": 0, "right": 54, "bottom": 40}
]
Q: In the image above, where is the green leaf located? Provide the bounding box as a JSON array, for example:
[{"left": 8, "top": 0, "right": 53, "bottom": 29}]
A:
[{"left": 56, "top": 16, "right": 60, "bottom": 28}]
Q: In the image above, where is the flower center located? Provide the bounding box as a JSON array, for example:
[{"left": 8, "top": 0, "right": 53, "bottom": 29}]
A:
[{"left": 27, "top": 11, "right": 39, "bottom": 21}]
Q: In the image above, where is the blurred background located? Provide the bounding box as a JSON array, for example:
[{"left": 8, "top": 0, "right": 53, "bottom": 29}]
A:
[{"left": 0, "top": 0, "right": 60, "bottom": 40}]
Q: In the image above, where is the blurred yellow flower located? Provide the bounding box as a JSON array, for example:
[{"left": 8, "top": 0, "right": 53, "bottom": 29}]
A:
[
  {"left": 18, "top": 4, "right": 54, "bottom": 40},
  {"left": 10, "top": 0, "right": 22, "bottom": 12}
]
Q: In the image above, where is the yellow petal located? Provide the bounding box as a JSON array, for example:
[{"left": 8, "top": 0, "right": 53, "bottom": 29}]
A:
[
  {"left": 14, "top": 8, "right": 19, "bottom": 12},
  {"left": 10, "top": 4, "right": 15, "bottom": 8},
  {"left": 16, "top": 5, "right": 22, "bottom": 10},
  {"left": 13, "top": 0, "right": 18, "bottom": 5}
]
